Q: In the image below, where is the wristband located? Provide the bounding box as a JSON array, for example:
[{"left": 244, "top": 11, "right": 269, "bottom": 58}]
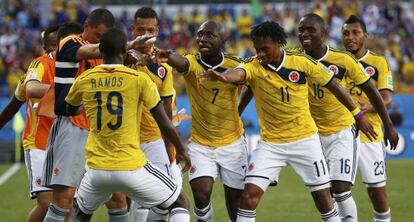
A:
[
  {"left": 351, "top": 107, "right": 361, "bottom": 116},
  {"left": 354, "top": 111, "right": 364, "bottom": 121}
]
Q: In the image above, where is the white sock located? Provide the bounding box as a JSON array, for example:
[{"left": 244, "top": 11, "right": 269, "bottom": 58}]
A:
[
  {"left": 194, "top": 202, "right": 214, "bottom": 222},
  {"left": 236, "top": 208, "right": 256, "bottom": 222},
  {"left": 333, "top": 191, "right": 357, "bottom": 222},
  {"left": 321, "top": 207, "right": 341, "bottom": 222},
  {"left": 43, "top": 204, "right": 69, "bottom": 222},
  {"left": 170, "top": 207, "right": 190, "bottom": 222},
  {"left": 146, "top": 207, "right": 169, "bottom": 222},
  {"left": 130, "top": 201, "right": 149, "bottom": 222},
  {"left": 108, "top": 207, "right": 129, "bottom": 222},
  {"left": 373, "top": 208, "right": 391, "bottom": 222}
]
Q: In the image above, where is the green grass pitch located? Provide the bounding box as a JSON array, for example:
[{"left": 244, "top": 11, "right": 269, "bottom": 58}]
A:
[{"left": 0, "top": 160, "right": 413, "bottom": 221}]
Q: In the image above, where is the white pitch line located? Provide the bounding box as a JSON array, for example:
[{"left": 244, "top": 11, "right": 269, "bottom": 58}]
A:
[{"left": 0, "top": 163, "right": 21, "bottom": 186}]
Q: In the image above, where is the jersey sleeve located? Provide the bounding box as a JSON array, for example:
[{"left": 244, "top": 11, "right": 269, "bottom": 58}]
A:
[
  {"left": 345, "top": 55, "right": 370, "bottom": 86},
  {"left": 65, "top": 78, "right": 83, "bottom": 106},
  {"left": 58, "top": 37, "right": 83, "bottom": 63},
  {"left": 306, "top": 61, "right": 335, "bottom": 86},
  {"left": 140, "top": 75, "right": 161, "bottom": 110},
  {"left": 184, "top": 54, "right": 196, "bottom": 76},
  {"left": 239, "top": 60, "right": 257, "bottom": 83},
  {"left": 377, "top": 57, "right": 394, "bottom": 91},
  {"left": 24, "top": 59, "right": 45, "bottom": 84},
  {"left": 159, "top": 65, "right": 175, "bottom": 98},
  {"left": 14, "top": 74, "right": 27, "bottom": 102}
]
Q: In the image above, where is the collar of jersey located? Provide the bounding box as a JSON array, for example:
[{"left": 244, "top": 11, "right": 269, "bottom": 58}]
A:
[
  {"left": 266, "top": 49, "right": 286, "bottom": 72},
  {"left": 358, "top": 50, "right": 370, "bottom": 61},
  {"left": 100, "top": 64, "right": 124, "bottom": 67},
  {"left": 316, "top": 45, "right": 330, "bottom": 62},
  {"left": 198, "top": 52, "right": 225, "bottom": 70}
]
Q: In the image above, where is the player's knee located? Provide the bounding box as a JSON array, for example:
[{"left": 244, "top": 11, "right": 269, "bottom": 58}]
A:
[
  {"left": 172, "top": 192, "right": 190, "bottom": 210},
  {"left": 331, "top": 180, "right": 352, "bottom": 194},
  {"left": 240, "top": 186, "right": 262, "bottom": 209}
]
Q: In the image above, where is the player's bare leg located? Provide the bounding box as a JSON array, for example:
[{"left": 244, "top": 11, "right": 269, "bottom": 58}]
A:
[
  {"left": 223, "top": 185, "right": 243, "bottom": 222},
  {"left": 165, "top": 192, "right": 190, "bottom": 222},
  {"left": 44, "top": 185, "right": 75, "bottom": 222},
  {"left": 190, "top": 177, "right": 214, "bottom": 221},
  {"left": 236, "top": 183, "right": 264, "bottom": 222},
  {"left": 367, "top": 186, "right": 391, "bottom": 222},
  {"left": 331, "top": 180, "right": 357, "bottom": 221},
  {"left": 105, "top": 192, "right": 129, "bottom": 222},
  {"left": 310, "top": 187, "right": 341, "bottom": 222},
  {"left": 27, "top": 191, "right": 52, "bottom": 222}
]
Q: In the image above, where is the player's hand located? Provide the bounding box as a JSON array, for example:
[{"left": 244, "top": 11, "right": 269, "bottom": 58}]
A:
[
  {"left": 383, "top": 125, "right": 399, "bottom": 150},
  {"left": 358, "top": 99, "right": 374, "bottom": 113},
  {"left": 355, "top": 114, "right": 378, "bottom": 141},
  {"left": 200, "top": 69, "right": 227, "bottom": 82},
  {"left": 152, "top": 48, "right": 172, "bottom": 64},
  {"left": 175, "top": 148, "right": 191, "bottom": 173},
  {"left": 130, "top": 34, "right": 156, "bottom": 49},
  {"left": 124, "top": 49, "right": 150, "bottom": 66}
]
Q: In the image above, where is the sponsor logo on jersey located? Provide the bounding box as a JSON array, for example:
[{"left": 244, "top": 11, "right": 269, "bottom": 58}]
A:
[
  {"left": 365, "top": 66, "right": 376, "bottom": 76},
  {"left": 328, "top": 65, "right": 339, "bottom": 75},
  {"left": 288, "top": 71, "right": 300, "bottom": 82},
  {"left": 157, "top": 66, "right": 166, "bottom": 78},
  {"left": 322, "top": 65, "right": 332, "bottom": 74}
]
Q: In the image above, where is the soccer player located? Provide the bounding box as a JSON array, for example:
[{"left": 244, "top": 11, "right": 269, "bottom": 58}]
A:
[
  {"left": 65, "top": 27, "right": 191, "bottom": 222},
  {"left": 200, "top": 21, "right": 382, "bottom": 222},
  {"left": 41, "top": 9, "right": 116, "bottom": 222},
  {"left": 297, "top": 13, "right": 398, "bottom": 221},
  {"left": 128, "top": 7, "right": 190, "bottom": 222},
  {"left": 342, "top": 15, "right": 394, "bottom": 222},
  {"left": 0, "top": 24, "right": 59, "bottom": 222},
  {"left": 154, "top": 20, "right": 247, "bottom": 222}
]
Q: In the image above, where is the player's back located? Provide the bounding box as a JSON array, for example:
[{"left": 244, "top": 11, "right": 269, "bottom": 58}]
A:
[{"left": 67, "top": 64, "right": 160, "bottom": 170}]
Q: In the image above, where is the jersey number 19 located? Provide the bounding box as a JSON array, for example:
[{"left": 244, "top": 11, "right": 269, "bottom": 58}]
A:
[{"left": 94, "top": 91, "right": 123, "bottom": 130}]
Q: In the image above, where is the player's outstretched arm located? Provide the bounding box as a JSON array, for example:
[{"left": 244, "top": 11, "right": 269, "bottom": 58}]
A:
[
  {"left": 151, "top": 103, "right": 191, "bottom": 173},
  {"left": 325, "top": 79, "right": 378, "bottom": 141},
  {"left": 0, "top": 96, "right": 24, "bottom": 130},
  {"left": 200, "top": 68, "right": 246, "bottom": 84},
  {"left": 25, "top": 81, "right": 50, "bottom": 99},
  {"left": 359, "top": 80, "right": 399, "bottom": 149},
  {"left": 153, "top": 49, "right": 190, "bottom": 73},
  {"left": 238, "top": 85, "right": 253, "bottom": 115}
]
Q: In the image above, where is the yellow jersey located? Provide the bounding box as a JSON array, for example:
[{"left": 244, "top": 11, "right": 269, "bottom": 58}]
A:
[
  {"left": 65, "top": 64, "right": 161, "bottom": 170},
  {"left": 308, "top": 46, "right": 370, "bottom": 135},
  {"left": 130, "top": 62, "right": 175, "bottom": 143},
  {"left": 240, "top": 50, "right": 334, "bottom": 143},
  {"left": 348, "top": 50, "right": 393, "bottom": 142},
  {"left": 184, "top": 53, "right": 244, "bottom": 147}
]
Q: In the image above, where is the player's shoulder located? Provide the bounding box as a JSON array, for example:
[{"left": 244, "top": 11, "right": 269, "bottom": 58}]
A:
[
  {"left": 286, "top": 50, "right": 318, "bottom": 65},
  {"left": 367, "top": 51, "right": 388, "bottom": 63},
  {"left": 59, "top": 34, "right": 88, "bottom": 48},
  {"left": 223, "top": 53, "right": 245, "bottom": 63},
  {"left": 329, "top": 47, "right": 358, "bottom": 63},
  {"left": 184, "top": 52, "right": 199, "bottom": 61}
]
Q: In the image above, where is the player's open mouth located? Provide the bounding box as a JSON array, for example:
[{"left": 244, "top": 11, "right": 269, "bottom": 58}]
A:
[{"left": 301, "top": 39, "right": 312, "bottom": 46}]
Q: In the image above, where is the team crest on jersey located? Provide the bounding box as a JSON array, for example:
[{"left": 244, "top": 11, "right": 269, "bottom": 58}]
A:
[
  {"left": 328, "top": 65, "right": 339, "bottom": 75},
  {"left": 35, "top": 177, "right": 42, "bottom": 186},
  {"left": 53, "top": 167, "right": 60, "bottom": 175},
  {"left": 365, "top": 66, "right": 376, "bottom": 76},
  {"left": 189, "top": 166, "right": 196, "bottom": 174},
  {"left": 288, "top": 71, "right": 300, "bottom": 83},
  {"left": 157, "top": 66, "right": 166, "bottom": 78}
]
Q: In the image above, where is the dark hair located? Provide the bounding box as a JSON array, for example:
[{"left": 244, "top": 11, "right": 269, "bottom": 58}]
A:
[
  {"left": 86, "top": 8, "right": 115, "bottom": 28},
  {"left": 134, "top": 7, "right": 158, "bottom": 21},
  {"left": 250, "top": 21, "right": 287, "bottom": 45},
  {"left": 99, "top": 28, "right": 127, "bottom": 57},
  {"left": 344, "top": 15, "right": 367, "bottom": 33},
  {"left": 302, "top": 13, "right": 326, "bottom": 31},
  {"left": 43, "top": 24, "right": 60, "bottom": 46},
  {"left": 57, "top": 22, "right": 83, "bottom": 42}
]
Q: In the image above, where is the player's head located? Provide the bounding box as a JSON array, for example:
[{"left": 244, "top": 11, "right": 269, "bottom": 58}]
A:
[
  {"left": 131, "top": 7, "right": 159, "bottom": 53},
  {"left": 342, "top": 15, "right": 368, "bottom": 54},
  {"left": 99, "top": 27, "right": 127, "bottom": 61},
  {"left": 196, "top": 20, "right": 226, "bottom": 57},
  {"left": 83, "top": 8, "right": 115, "bottom": 44},
  {"left": 298, "top": 13, "right": 327, "bottom": 52},
  {"left": 57, "top": 22, "right": 83, "bottom": 44},
  {"left": 250, "top": 21, "right": 287, "bottom": 65},
  {"left": 42, "top": 24, "right": 60, "bottom": 53}
]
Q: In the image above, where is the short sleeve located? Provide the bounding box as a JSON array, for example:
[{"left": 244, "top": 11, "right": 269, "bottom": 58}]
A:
[
  {"left": 183, "top": 54, "right": 195, "bottom": 76},
  {"left": 377, "top": 57, "right": 394, "bottom": 91},
  {"left": 65, "top": 79, "right": 83, "bottom": 106},
  {"left": 346, "top": 55, "right": 370, "bottom": 86},
  {"left": 14, "top": 76, "right": 26, "bottom": 102},
  {"left": 140, "top": 75, "right": 161, "bottom": 110},
  {"left": 24, "top": 60, "right": 45, "bottom": 84},
  {"left": 239, "top": 62, "right": 255, "bottom": 83},
  {"left": 307, "top": 61, "right": 335, "bottom": 86}
]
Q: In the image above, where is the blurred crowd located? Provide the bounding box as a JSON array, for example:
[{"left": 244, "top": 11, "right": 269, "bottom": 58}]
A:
[{"left": 1, "top": 0, "right": 414, "bottom": 97}]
